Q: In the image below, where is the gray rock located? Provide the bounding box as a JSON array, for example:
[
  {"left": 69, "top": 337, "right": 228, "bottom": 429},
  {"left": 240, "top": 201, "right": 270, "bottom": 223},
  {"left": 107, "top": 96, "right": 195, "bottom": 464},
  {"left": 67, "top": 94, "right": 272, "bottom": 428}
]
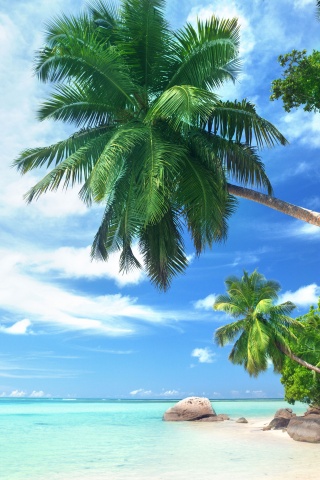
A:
[
  {"left": 236, "top": 417, "right": 248, "bottom": 423},
  {"left": 262, "top": 417, "right": 290, "bottom": 431},
  {"left": 274, "top": 408, "right": 295, "bottom": 419},
  {"left": 287, "top": 415, "right": 320, "bottom": 443},
  {"left": 163, "top": 397, "right": 216, "bottom": 422}
]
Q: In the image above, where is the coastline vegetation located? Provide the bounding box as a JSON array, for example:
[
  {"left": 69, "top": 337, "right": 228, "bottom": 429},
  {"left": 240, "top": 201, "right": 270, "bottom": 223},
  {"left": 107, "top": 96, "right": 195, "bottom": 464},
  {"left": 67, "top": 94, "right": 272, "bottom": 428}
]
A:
[{"left": 214, "top": 270, "right": 320, "bottom": 405}]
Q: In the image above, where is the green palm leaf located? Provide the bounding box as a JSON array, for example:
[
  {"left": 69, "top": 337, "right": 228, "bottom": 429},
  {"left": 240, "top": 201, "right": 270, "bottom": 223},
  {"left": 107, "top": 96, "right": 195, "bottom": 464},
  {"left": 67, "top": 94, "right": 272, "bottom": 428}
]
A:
[
  {"left": 207, "top": 100, "right": 288, "bottom": 148},
  {"left": 139, "top": 207, "right": 188, "bottom": 290},
  {"left": 14, "top": 126, "right": 109, "bottom": 174},
  {"left": 146, "top": 86, "right": 219, "bottom": 131},
  {"left": 170, "top": 17, "right": 240, "bottom": 89}
]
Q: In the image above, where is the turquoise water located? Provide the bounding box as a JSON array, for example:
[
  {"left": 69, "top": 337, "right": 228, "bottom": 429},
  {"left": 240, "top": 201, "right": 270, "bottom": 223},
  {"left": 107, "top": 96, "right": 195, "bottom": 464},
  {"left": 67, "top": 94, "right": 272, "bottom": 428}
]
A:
[{"left": 0, "top": 398, "right": 318, "bottom": 480}]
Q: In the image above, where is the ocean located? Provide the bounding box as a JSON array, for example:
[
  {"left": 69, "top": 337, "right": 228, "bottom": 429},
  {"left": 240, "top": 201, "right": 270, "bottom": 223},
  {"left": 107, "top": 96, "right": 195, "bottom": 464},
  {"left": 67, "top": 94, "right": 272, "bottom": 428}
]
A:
[{"left": 0, "top": 398, "right": 318, "bottom": 480}]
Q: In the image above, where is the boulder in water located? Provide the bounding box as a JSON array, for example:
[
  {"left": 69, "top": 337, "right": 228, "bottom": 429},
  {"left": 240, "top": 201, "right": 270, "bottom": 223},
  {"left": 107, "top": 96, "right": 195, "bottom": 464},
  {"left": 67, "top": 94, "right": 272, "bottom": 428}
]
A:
[{"left": 163, "top": 397, "right": 216, "bottom": 422}]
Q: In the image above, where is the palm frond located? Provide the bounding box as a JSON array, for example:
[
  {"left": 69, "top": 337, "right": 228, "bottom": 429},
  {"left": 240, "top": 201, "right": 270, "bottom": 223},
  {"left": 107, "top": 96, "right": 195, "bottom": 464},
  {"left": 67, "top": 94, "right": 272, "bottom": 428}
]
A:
[
  {"left": 37, "top": 83, "right": 118, "bottom": 127},
  {"left": 176, "top": 155, "right": 235, "bottom": 253},
  {"left": 170, "top": 17, "right": 240, "bottom": 89},
  {"left": 134, "top": 127, "right": 186, "bottom": 224},
  {"left": 13, "top": 126, "right": 110, "bottom": 174},
  {"left": 88, "top": 0, "right": 120, "bottom": 29},
  {"left": 23, "top": 133, "right": 111, "bottom": 202},
  {"left": 119, "top": 0, "right": 172, "bottom": 94},
  {"left": 146, "top": 86, "right": 219, "bottom": 131},
  {"left": 207, "top": 100, "right": 288, "bottom": 148},
  {"left": 35, "top": 22, "right": 137, "bottom": 108},
  {"left": 80, "top": 123, "right": 148, "bottom": 204},
  {"left": 214, "top": 295, "right": 246, "bottom": 317},
  {"left": 139, "top": 207, "right": 188, "bottom": 290},
  {"left": 190, "top": 131, "right": 273, "bottom": 194},
  {"left": 91, "top": 166, "right": 143, "bottom": 270},
  {"left": 214, "top": 318, "right": 247, "bottom": 346}
]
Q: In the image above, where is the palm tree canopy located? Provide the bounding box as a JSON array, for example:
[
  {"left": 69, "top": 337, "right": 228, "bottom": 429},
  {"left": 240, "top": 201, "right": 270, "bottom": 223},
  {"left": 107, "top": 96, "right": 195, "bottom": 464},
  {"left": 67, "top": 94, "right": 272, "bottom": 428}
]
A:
[
  {"left": 214, "top": 270, "right": 299, "bottom": 376},
  {"left": 14, "top": 0, "right": 287, "bottom": 290}
]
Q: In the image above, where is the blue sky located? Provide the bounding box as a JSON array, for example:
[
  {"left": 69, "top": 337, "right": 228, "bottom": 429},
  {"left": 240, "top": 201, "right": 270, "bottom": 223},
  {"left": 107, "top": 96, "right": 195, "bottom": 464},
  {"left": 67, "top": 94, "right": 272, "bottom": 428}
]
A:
[{"left": 1, "top": 0, "right": 320, "bottom": 399}]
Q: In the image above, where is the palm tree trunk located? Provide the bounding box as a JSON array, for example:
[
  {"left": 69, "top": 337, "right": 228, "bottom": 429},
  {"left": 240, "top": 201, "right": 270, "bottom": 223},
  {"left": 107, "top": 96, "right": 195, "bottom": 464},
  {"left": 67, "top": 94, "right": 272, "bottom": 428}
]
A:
[
  {"left": 277, "top": 343, "right": 320, "bottom": 374},
  {"left": 227, "top": 183, "right": 320, "bottom": 227}
]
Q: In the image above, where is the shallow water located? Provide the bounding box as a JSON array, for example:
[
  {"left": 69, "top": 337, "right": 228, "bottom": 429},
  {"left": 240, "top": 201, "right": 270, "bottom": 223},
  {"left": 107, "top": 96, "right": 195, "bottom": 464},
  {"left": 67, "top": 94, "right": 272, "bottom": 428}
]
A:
[{"left": 0, "top": 398, "right": 318, "bottom": 480}]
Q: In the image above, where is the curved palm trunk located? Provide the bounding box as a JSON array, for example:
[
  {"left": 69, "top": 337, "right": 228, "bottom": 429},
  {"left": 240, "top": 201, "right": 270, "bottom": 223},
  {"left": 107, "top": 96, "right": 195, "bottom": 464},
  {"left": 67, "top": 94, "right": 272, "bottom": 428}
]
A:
[
  {"left": 227, "top": 183, "right": 320, "bottom": 227},
  {"left": 277, "top": 343, "right": 320, "bottom": 374}
]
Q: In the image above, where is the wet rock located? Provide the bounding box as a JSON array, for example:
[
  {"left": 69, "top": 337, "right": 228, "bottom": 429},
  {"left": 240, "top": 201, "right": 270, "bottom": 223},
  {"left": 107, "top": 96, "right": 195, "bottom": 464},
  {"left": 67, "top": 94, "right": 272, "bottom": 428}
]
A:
[
  {"left": 163, "top": 397, "right": 217, "bottom": 422},
  {"left": 287, "top": 415, "right": 320, "bottom": 443}
]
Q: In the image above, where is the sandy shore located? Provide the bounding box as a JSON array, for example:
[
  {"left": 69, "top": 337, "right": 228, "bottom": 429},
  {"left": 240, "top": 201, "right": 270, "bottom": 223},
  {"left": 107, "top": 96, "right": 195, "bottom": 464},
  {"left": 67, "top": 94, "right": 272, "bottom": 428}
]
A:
[{"left": 80, "top": 416, "right": 320, "bottom": 480}]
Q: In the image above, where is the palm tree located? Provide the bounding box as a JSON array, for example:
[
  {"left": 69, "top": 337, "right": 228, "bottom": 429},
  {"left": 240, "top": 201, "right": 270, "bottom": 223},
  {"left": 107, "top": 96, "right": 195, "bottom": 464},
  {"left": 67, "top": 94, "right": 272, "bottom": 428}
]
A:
[
  {"left": 13, "top": 0, "right": 318, "bottom": 290},
  {"left": 214, "top": 270, "right": 320, "bottom": 376}
]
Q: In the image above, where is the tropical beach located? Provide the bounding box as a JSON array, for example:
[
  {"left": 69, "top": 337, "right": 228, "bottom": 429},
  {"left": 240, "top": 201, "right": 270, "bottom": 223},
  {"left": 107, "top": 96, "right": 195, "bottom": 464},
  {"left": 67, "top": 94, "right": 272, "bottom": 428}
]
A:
[
  {"left": 1, "top": 398, "right": 320, "bottom": 480},
  {"left": 1, "top": 0, "right": 320, "bottom": 479}
]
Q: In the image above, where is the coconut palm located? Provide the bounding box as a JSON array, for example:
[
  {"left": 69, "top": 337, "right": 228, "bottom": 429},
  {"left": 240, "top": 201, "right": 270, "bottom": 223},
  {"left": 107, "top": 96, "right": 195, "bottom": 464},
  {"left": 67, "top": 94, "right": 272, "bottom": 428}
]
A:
[
  {"left": 14, "top": 0, "right": 305, "bottom": 290},
  {"left": 214, "top": 270, "right": 320, "bottom": 376}
]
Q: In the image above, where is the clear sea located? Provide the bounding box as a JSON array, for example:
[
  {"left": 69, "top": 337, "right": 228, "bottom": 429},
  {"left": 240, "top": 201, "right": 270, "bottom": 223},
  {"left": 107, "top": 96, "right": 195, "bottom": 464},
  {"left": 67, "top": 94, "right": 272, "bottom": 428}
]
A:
[{"left": 1, "top": 398, "right": 319, "bottom": 480}]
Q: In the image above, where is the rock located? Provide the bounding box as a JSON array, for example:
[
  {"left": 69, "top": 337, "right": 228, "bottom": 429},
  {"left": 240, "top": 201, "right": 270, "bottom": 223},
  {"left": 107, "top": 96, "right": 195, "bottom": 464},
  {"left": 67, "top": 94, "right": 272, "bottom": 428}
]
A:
[
  {"left": 287, "top": 415, "right": 320, "bottom": 443},
  {"left": 236, "top": 417, "right": 248, "bottom": 423},
  {"left": 263, "top": 408, "right": 295, "bottom": 431},
  {"left": 163, "top": 397, "right": 217, "bottom": 422},
  {"left": 217, "top": 414, "right": 230, "bottom": 421},
  {"left": 304, "top": 406, "right": 320, "bottom": 416},
  {"left": 262, "top": 417, "right": 290, "bottom": 431},
  {"left": 274, "top": 408, "right": 295, "bottom": 419}
]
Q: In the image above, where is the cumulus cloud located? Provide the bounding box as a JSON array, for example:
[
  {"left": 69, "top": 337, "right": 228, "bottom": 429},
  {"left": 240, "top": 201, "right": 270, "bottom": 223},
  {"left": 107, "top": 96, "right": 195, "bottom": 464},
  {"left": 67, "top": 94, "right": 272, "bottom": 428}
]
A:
[
  {"left": 194, "top": 294, "right": 216, "bottom": 310},
  {"left": 279, "top": 284, "right": 320, "bottom": 308},
  {"left": 160, "top": 390, "right": 179, "bottom": 396},
  {"left": 191, "top": 347, "right": 216, "bottom": 363},
  {"left": 9, "top": 390, "right": 26, "bottom": 397},
  {"left": 0, "top": 319, "right": 31, "bottom": 335},
  {"left": 29, "top": 390, "right": 49, "bottom": 398},
  {"left": 279, "top": 110, "right": 320, "bottom": 148},
  {"left": 130, "top": 389, "right": 152, "bottom": 396}
]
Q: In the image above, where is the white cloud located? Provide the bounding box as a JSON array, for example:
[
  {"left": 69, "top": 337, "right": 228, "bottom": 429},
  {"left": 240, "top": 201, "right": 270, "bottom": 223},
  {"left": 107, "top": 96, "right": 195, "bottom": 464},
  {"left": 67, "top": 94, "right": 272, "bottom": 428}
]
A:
[
  {"left": 160, "top": 390, "right": 179, "bottom": 396},
  {"left": 29, "top": 390, "right": 50, "bottom": 398},
  {"left": 279, "top": 284, "right": 320, "bottom": 307},
  {"left": 129, "top": 389, "right": 152, "bottom": 396},
  {"left": 194, "top": 294, "right": 216, "bottom": 310},
  {"left": 279, "top": 110, "right": 320, "bottom": 148},
  {"left": 9, "top": 390, "right": 26, "bottom": 397},
  {"left": 29, "top": 245, "right": 146, "bottom": 287},
  {"left": 0, "top": 247, "right": 205, "bottom": 337},
  {"left": 191, "top": 347, "right": 216, "bottom": 363},
  {"left": 0, "top": 319, "right": 31, "bottom": 335}
]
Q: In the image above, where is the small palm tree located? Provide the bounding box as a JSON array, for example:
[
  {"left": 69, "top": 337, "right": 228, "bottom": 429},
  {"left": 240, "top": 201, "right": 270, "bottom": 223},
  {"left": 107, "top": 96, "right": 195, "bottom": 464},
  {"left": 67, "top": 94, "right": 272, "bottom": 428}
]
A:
[
  {"left": 214, "top": 270, "right": 320, "bottom": 376},
  {"left": 14, "top": 0, "right": 289, "bottom": 290}
]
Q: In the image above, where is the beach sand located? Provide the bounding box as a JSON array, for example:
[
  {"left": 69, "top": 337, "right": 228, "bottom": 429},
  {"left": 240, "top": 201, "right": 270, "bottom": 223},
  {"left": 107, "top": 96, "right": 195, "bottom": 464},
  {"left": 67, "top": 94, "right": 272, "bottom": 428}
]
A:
[{"left": 79, "top": 417, "right": 320, "bottom": 480}]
